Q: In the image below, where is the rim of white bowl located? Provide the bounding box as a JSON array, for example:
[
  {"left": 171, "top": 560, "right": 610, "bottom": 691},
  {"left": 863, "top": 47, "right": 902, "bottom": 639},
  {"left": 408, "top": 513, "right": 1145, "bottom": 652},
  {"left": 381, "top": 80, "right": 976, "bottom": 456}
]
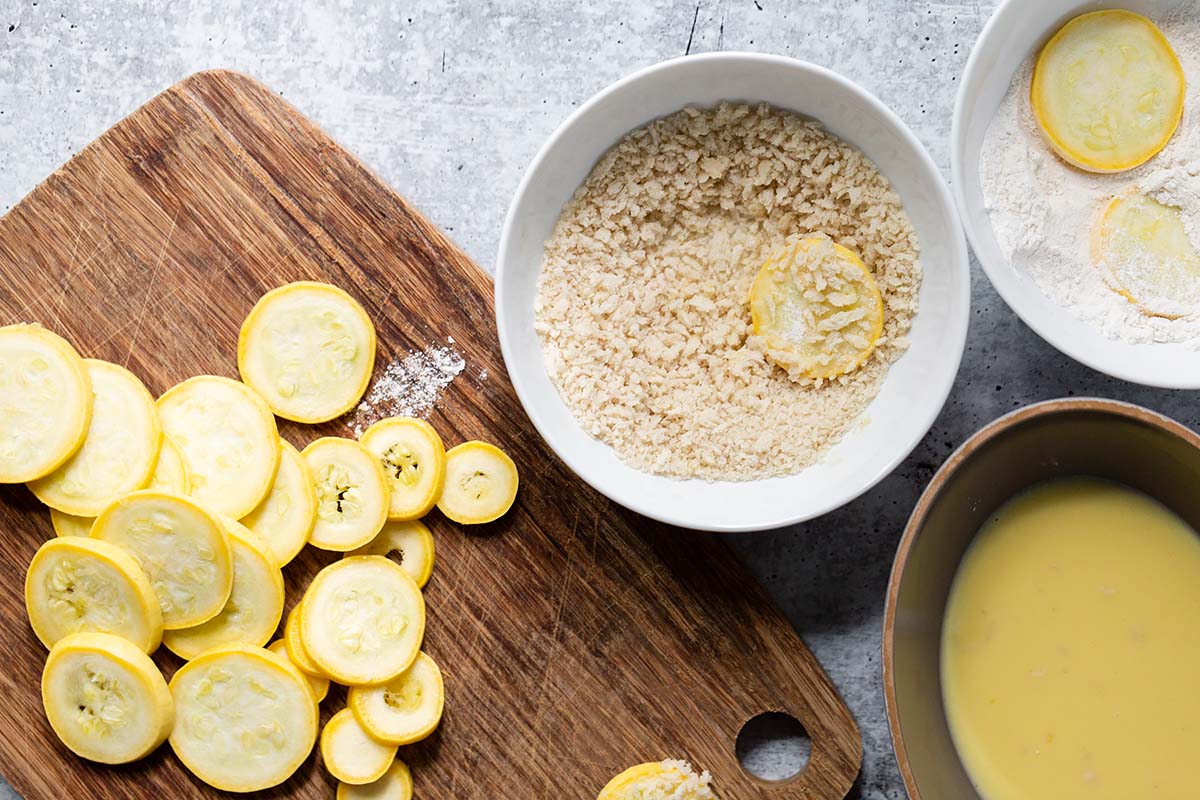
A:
[
  {"left": 951, "top": 0, "right": 1200, "bottom": 390},
  {"left": 496, "top": 51, "right": 970, "bottom": 532}
]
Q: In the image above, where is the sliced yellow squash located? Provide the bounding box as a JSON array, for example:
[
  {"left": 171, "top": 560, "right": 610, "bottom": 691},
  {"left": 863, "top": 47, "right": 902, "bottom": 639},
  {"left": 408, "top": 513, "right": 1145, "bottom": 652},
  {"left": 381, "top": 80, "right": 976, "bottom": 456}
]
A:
[
  {"left": 29, "top": 359, "right": 161, "bottom": 516},
  {"left": 748, "top": 236, "right": 883, "bottom": 382},
  {"left": 149, "top": 435, "right": 189, "bottom": 494},
  {"left": 267, "top": 639, "right": 329, "bottom": 702},
  {"left": 345, "top": 519, "right": 435, "bottom": 588},
  {"left": 303, "top": 437, "right": 389, "bottom": 551},
  {"left": 0, "top": 324, "right": 91, "bottom": 483},
  {"left": 1093, "top": 190, "right": 1200, "bottom": 318},
  {"left": 300, "top": 556, "right": 425, "bottom": 685},
  {"left": 337, "top": 759, "right": 413, "bottom": 800},
  {"left": 49, "top": 508, "right": 93, "bottom": 538},
  {"left": 42, "top": 632, "right": 173, "bottom": 764},
  {"left": 283, "top": 596, "right": 327, "bottom": 678},
  {"left": 238, "top": 281, "right": 377, "bottom": 423},
  {"left": 240, "top": 439, "right": 316, "bottom": 566},
  {"left": 162, "top": 518, "right": 284, "bottom": 660},
  {"left": 348, "top": 651, "right": 443, "bottom": 745},
  {"left": 598, "top": 760, "right": 718, "bottom": 800},
  {"left": 1032, "top": 10, "right": 1184, "bottom": 173},
  {"left": 436, "top": 441, "right": 518, "bottom": 525},
  {"left": 90, "top": 490, "right": 232, "bottom": 630},
  {"left": 169, "top": 645, "right": 317, "bottom": 792},
  {"left": 321, "top": 708, "right": 397, "bottom": 785},
  {"left": 360, "top": 417, "right": 446, "bottom": 520},
  {"left": 156, "top": 375, "right": 280, "bottom": 519},
  {"left": 25, "top": 537, "right": 163, "bottom": 652}
]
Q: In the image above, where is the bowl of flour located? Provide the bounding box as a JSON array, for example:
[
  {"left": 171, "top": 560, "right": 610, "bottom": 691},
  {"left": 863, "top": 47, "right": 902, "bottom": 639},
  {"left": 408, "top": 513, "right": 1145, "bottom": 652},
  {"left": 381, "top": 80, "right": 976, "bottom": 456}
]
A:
[
  {"left": 953, "top": 0, "right": 1200, "bottom": 388},
  {"left": 496, "top": 53, "right": 969, "bottom": 531}
]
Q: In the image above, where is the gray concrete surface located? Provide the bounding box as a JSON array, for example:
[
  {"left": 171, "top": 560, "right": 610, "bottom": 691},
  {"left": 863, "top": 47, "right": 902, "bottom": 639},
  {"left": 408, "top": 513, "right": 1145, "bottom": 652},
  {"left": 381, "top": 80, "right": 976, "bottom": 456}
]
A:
[{"left": 4, "top": 1, "right": 1197, "bottom": 797}]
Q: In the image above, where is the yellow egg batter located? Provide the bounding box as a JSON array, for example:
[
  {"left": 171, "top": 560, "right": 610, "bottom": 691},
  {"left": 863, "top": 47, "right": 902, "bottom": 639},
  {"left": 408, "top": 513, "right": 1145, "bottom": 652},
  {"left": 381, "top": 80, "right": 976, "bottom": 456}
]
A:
[{"left": 942, "top": 477, "right": 1200, "bottom": 799}]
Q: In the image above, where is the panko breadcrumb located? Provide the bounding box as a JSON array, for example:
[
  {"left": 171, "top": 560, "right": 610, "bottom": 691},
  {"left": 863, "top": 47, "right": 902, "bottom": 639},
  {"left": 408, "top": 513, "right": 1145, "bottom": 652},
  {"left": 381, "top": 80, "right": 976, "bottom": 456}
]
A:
[{"left": 535, "top": 103, "right": 920, "bottom": 481}]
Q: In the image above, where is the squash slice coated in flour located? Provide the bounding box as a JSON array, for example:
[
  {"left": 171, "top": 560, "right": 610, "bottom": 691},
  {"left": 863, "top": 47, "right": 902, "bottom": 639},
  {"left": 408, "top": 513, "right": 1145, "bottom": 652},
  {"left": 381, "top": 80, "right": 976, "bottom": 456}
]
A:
[
  {"left": 169, "top": 645, "right": 317, "bottom": 792},
  {"left": 360, "top": 417, "right": 446, "bottom": 521},
  {"left": 156, "top": 375, "right": 280, "bottom": 519},
  {"left": 90, "top": 490, "right": 232, "bottom": 630},
  {"left": 149, "top": 435, "right": 189, "bottom": 494},
  {"left": 303, "top": 437, "right": 389, "bottom": 552},
  {"left": 337, "top": 759, "right": 413, "bottom": 800},
  {"left": 30, "top": 359, "right": 161, "bottom": 517},
  {"left": 300, "top": 556, "right": 425, "bottom": 685},
  {"left": 25, "top": 537, "right": 163, "bottom": 653},
  {"left": 436, "top": 441, "right": 519, "bottom": 525},
  {"left": 240, "top": 439, "right": 316, "bottom": 566},
  {"left": 267, "top": 639, "right": 329, "bottom": 702},
  {"left": 41, "top": 632, "right": 173, "bottom": 764},
  {"left": 321, "top": 708, "right": 397, "bottom": 785},
  {"left": 238, "top": 281, "right": 377, "bottom": 423},
  {"left": 1032, "top": 10, "right": 1184, "bottom": 172},
  {"left": 162, "top": 518, "right": 285, "bottom": 660},
  {"left": 348, "top": 651, "right": 443, "bottom": 745},
  {"left": 0, "top": 324, "right": 91, "bottom": 484},
  {"left": 49, "top": 508, "right": 94, "bottom": 538},
  {"left": 1093, "top": 190, "right": 1200, "bottom": 318},
  {"left": 345, "top": 519, "right": 435, "bottom": 588}
]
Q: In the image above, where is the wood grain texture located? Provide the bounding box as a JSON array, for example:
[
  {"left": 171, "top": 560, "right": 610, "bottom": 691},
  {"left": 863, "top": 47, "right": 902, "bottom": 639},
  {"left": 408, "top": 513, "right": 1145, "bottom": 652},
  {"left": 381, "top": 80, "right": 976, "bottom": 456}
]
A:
[{"left": 0, "top": 70, "right": 861, "bottom": 799}]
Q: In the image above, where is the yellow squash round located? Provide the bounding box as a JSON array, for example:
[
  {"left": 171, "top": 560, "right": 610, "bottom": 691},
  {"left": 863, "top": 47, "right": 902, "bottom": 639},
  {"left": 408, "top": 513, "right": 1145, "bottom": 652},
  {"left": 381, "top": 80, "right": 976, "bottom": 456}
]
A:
[
  {"left": 321, "top": 708, "right": 397, "bottom": 785},
  {"left": 156, "top": 375, "right": 280, "bottom": 519},
  {"left": 169, "top": 645, "right": 317, "bottom": 792},
  {"left": 29, "top": 359, "right": 161, "bottom": 516},
  {"left": 345, "top": 519, "right": 435, "bottom": 588},
  {"left": 0, "top": 324, "right": 92, "bottom": 483},
  {"left": 300, "top": 556, "right": 425, "bottom": 685},
  {"left": 90, "top": 490, "right": 233, "bottom": 630},
  {"left": 360, "top": 417, "right": 446, "bottom": 520},
  {"left": 42, "top": 632, "right": 173, "bottom": 764},
  {"left": 25, "top": 537, "right": 163, "bottom": 652},
  {"left": 1032, "top": 10, "right": 1184, "bottom": 172},
  {"left": 238, "top": 281, "right": 377, "bottom": 423}
]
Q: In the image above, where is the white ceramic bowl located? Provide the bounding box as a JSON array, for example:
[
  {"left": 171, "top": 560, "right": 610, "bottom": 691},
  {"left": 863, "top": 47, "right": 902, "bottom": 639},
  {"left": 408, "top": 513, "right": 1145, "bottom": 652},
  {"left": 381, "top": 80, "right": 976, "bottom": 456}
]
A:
[
  {"left": 953, "top": 0, "right": 1196, "bottom": 388},
  {"left": 496, "top": 52, "right": 970, "bottom": 532}
]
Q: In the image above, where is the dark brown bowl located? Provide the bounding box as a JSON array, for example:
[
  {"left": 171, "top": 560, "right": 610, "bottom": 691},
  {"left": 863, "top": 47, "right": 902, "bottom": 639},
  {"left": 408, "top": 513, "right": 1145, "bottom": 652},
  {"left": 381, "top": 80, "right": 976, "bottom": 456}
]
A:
[{"left": 882, "top": 398, "right": 1200, "bottom": 799}]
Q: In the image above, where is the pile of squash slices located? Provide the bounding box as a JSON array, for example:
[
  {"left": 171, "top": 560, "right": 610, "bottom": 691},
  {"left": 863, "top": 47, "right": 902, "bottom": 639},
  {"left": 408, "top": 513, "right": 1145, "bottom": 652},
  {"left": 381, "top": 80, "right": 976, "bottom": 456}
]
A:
[{"left": 2, "top": 281, "right": 518, "bottom": 797}]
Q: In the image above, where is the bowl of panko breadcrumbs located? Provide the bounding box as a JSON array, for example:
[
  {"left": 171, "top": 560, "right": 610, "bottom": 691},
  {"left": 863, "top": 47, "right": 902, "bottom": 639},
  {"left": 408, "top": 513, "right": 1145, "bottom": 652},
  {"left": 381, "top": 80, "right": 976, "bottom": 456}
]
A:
[{"left": 496, "top": 52, "right": 969, "bottom": 532}]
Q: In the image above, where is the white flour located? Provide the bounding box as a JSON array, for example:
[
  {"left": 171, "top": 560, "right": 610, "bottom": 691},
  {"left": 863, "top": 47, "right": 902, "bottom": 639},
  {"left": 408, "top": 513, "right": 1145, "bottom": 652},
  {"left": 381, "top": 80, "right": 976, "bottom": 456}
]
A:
[
  {"left": 981, "top": 7, "right": 1200, "bottom": 345},
  {"left": 346, "top": 342, "right": 466, "bottom": 436}
]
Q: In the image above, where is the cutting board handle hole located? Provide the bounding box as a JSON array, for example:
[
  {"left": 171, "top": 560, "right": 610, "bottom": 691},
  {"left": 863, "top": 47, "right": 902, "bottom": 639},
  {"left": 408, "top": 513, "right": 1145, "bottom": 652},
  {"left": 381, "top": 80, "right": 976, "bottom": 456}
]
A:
[{"left": 735, "top": 712, "right": 811, "bottom": 784}]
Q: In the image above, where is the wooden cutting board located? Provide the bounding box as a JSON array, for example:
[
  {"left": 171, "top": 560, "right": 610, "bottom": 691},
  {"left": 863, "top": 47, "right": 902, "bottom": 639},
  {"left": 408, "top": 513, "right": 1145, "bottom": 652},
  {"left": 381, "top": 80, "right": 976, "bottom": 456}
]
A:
[{"left": 0, "top": 71, "right": 861, "bottom": 800}]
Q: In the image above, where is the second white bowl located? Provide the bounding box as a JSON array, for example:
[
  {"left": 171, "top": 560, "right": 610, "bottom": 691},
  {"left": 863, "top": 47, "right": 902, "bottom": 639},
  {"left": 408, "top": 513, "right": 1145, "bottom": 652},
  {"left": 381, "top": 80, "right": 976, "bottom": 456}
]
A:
[
  {"left": 496, "top": 52, "right": 969, "bottom": 532},
  {"left": 953, "top": 0, "right": 1199, "bottom": 388}
]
